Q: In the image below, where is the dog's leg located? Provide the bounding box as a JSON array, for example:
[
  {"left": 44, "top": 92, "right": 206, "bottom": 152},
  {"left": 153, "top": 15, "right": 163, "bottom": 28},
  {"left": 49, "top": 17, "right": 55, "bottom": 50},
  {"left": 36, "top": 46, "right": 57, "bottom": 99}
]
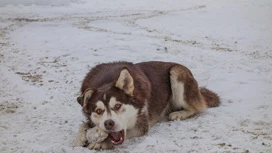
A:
[
  {"left": 88, "top": 137, "right": 113, "bottom": 150},
  {"left": 73, "top": 123, "right": 112, "bottom": 150},
  {"left": 169, "top": 109, "right": 197, "bottom": 121},
  {"left": 169, "top": 65, "right": 207, "bottom": 121},
  {"left": 72, "top": 122, "right": 89, "bottom": 147},
  {"left": 84, "top": 126, "right": 113, "bottom": 150},
  {"left": 86, "top": 126, "right": 109, "bottom": 143}
]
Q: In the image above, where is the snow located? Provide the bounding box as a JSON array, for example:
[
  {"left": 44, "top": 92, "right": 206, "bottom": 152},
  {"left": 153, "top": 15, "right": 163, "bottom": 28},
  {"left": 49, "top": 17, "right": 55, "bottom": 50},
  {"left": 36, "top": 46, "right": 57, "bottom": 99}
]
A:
[{"left": 0, "top": 0, "right": 271, "bottom": 152}]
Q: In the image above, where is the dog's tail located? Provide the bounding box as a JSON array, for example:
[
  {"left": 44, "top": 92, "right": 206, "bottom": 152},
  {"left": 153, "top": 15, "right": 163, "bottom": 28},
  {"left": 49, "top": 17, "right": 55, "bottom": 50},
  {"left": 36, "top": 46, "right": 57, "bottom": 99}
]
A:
[{"left": 200, "top": 88, "right": 220, "bottom": 107}]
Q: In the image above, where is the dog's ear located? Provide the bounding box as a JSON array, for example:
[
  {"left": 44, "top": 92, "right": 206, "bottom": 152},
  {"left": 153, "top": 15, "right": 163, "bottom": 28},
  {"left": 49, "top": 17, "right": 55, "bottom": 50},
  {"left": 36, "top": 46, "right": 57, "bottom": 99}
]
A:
[
  {"left": 77, "top": 95, "right": 84, "bottom": 106},
  {"left": 115, "top": 68, "right": 134, "bottom": 96},
  {"left": 77, "top": 89, "right": 94, "bottom": 108}
]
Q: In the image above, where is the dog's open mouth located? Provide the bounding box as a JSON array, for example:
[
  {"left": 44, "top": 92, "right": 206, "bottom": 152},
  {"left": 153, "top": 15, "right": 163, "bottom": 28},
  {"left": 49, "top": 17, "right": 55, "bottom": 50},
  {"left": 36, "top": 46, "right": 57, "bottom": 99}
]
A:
[{"left": 109, "top": 130, "right": 125, "bottom": 145}]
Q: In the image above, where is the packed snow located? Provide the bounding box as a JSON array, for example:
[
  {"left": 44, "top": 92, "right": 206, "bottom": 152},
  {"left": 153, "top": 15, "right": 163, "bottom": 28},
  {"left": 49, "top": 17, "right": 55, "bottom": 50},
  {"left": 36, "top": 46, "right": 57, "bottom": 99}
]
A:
[{"left": 0, "top": 0, "right": 271, "bottom": 152}]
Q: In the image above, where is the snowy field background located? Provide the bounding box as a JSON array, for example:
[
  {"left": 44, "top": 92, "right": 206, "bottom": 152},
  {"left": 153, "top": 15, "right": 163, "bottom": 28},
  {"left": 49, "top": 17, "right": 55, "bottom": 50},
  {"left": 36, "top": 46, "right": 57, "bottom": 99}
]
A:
[{"left": 0, "top": 0, "right": 271, "bottom": 152}]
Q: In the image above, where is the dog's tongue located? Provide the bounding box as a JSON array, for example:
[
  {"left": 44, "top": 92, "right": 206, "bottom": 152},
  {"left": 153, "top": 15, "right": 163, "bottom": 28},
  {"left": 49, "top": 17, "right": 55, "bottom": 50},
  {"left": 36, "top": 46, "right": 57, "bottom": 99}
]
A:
[
  {"left": 109, "top": 130, "right": 124, "bottom": 145},
  {"left": 110, "top": 132, "right": 121, "bottom": 140}
]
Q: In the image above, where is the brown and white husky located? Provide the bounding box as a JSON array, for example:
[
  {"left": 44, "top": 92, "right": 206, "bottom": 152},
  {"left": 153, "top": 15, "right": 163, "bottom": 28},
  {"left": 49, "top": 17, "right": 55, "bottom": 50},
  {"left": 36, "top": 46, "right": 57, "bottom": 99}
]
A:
[{"left": 73, "top": 61, "right": 220, "bottom": 150}]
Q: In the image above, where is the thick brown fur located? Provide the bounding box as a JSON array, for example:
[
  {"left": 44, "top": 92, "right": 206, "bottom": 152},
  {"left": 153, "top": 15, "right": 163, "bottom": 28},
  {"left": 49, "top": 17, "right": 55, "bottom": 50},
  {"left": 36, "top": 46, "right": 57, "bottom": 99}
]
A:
[{"left": 200, "top": 88, "right": 220, "bottom": 107}]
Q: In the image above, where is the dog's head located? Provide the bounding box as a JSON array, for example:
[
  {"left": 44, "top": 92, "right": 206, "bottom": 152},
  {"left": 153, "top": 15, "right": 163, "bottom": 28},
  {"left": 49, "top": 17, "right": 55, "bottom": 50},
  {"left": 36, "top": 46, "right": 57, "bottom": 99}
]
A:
[{"left": 77, "top": 68, "right": 139, "bottom": 145}]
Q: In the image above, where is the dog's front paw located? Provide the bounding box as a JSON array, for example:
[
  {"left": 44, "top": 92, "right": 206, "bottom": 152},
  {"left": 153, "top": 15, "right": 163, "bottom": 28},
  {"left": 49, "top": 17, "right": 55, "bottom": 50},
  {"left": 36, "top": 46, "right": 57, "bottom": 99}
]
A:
[
  {"left": 72, "top": 123, "right": 88, "bottom": 147},
  {"left": 88, "top": 138, "right": 113, "bottom": 150},
  {"left": 86, "top": 126, "right": 109, "bottom": 143},
  {"left": 169, "top": 110, "right": 195, "bottom": 121}
]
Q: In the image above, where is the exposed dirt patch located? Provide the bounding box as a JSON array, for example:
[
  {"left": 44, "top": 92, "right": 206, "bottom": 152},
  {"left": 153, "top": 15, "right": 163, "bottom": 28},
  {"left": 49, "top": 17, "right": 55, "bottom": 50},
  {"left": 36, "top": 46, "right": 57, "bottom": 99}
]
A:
[
  {"left": 0, "top": 101, "right": 22, "bottom": 114},
  {"left": 211, "top": 43, "right": 233, "bottom": 52},
  {"left": 38, "top": 56, "right": 68, "bottom": 68},
  {"left": 12, "top": 17, "right": 54, "bottom": 22},
  {"left": 15, "top": 71, "right": 43, "bottom": 85}
]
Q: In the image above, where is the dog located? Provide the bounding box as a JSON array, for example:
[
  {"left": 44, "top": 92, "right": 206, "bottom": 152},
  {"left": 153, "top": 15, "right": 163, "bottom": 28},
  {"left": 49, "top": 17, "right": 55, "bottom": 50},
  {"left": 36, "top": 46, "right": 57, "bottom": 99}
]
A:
[{"left": 73, "top": 61, "right": 220, "bottom": 150}]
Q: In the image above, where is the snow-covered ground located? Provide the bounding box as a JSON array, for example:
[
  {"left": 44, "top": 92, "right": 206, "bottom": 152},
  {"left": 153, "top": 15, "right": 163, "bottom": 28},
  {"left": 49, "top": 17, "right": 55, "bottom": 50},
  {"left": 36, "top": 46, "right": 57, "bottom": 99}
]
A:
[{"left": 0, "top": 0, "right": 271, "bottom": 152}]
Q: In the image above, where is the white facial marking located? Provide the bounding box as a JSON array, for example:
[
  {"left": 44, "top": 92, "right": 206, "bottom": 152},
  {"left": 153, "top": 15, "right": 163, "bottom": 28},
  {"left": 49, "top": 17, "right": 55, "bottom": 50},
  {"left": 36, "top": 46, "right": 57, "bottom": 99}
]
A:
[
  {"left": 91, "top": 101, "right": 106, "bottom": 125},
  {"left": 103, "top": 97, "right": 124, "bottom": 131},
  {"left": 123, "top": 104, "right": 138, "bottom": 130},
  {"left": 109, "top": 97, "right": 118, "bottom": 109},
  {"left": 96, "top": 101, "right": 105, "bottom": 110}
]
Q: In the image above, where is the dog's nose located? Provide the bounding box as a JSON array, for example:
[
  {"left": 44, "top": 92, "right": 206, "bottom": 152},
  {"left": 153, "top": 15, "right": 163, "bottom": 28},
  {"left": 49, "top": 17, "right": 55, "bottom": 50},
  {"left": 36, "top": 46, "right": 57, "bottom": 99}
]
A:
[{"left": 104, "top": 119, "right": 115, "bottom": 130}]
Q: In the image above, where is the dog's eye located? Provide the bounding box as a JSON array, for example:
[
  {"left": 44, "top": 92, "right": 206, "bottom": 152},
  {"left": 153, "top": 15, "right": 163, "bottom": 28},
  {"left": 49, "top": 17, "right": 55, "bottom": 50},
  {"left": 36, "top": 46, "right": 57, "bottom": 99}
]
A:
[
  {"left": 95, "top": 109, "right": 103, "bottom": 115},
  {"left": 114, "top": 104, "right": 122, "bottom": 110}
]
